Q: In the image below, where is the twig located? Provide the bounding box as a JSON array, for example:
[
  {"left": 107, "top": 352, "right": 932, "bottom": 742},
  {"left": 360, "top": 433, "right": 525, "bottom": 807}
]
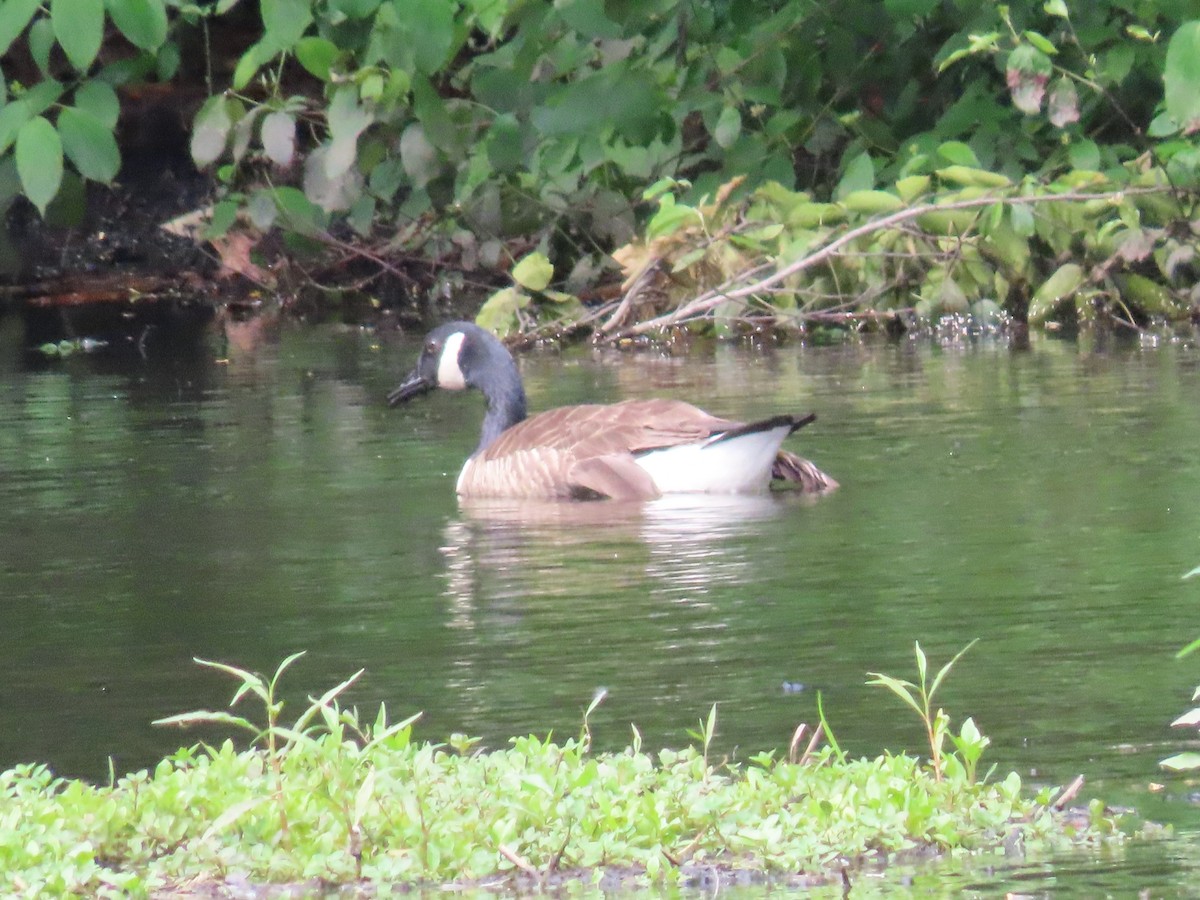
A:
[
  {"left": 1051, "top": 774, "right": 1086, "bottom": 811},
  {"left": 799, "top": 722, "right": 825, "bottom": 766},
  {"left": 788, "top": 724, "right": 807, "bottom": 765},
  {"left": 600, "top": 259, "right": 662, "bottom": 334},
  {"left": 498, "top": 843, "right": 540, "bottom": 878}
]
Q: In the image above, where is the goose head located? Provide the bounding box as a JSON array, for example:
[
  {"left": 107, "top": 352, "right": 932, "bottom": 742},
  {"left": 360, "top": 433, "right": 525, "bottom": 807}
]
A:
[{"left": 388, "top": 322, "right": 528, "bottom": 451}]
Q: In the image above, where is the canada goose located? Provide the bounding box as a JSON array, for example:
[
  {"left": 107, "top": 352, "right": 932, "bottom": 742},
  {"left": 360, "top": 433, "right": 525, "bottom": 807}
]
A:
[{"left": 388, "top": 321, "right": 837, "bottom": 500}]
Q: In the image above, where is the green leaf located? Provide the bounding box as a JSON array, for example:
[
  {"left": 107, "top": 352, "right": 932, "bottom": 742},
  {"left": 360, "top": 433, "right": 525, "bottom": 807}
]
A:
[
  {"left": 326, "top": 84, "right": 372, "bottom": 178},
  {"left": 50, "top": 0, "right": 105, "bottom": 71},
  {"left": 475, "top": 286, "right": 528, "bottom": 337},
  {"left": 1010, "top": 201, "right": 1035, "bottom": 237},
  {"left": 866, "top": 672, "right": 923, "bottom": 716},
  {"left": 105, "top": 0, "right": 168, "bottom": 50},
  {"left": 331, "top": 0, "right": 380, "bottom": 17},
  {"left": 0, "top": 0, "right": 40, "bottom": 56},
  {"left": 884, "top": 0, "right": 938, "bottom": 17},
  {"left": 74, "top": 80, "right": 120, "bottom": 129},
  {"left": 295, "top": 36, "right": 339, "bottom": 80},
  {"left": 232, "top": 41, "right": 274, "bottom": 91},
  {"left": 261, "top": 111, "right": 296, "bottom": 165},
  {"left": 936, "top": 165, "right": 1010, "bottom": 188},
  {"left": 895, "top": 174, "right": 930, "bottom": 201},
  {"left": 20, "top": 78, "right": 67, "bottom": 117},
  {"left": 842, "top": 189, "right": 904, "bottom": 214},
  {"left": 28, "top": 17, "right": 55, "bottom": 75},
  {"left": 1028, "top": 262, "right": 1084, "bottom": 324},
  {"left": 191, "top": 95, "right": 237, "bottom": 166},
  {"left": 1067, "top": 138, "right": 1100, "bottom": 171},
  {"left": 645, "top": 194, "right": 702, "bottom": 239},
  {"left": 0, "top": 101, "right": 33, "bottom": 155},
  {"left": 260, "top": 0, "right": 312, "bottom": 54},
  {"left": 835, "top": 152, "right": 874, "bottom": 198},
  {"left": 713, "top": 105, "right": 741, "bottom": 149},
  {"left": 533, "top": 66, "right": 663, "bottom": 144},
  {"left": 936, "top": 141, "right": 980, "bottom": 167},
  {"left": 1164, "top": 21, "right": 1200, "bottom": 135},
  {"left": 16, "top": 116, "right": 63, "bottom": 214},
  {"left": 1161, "top": 751, "right": 1200, "bottom": 771},
  {"left": 1022, "top": 30, "right": 1058, "bottom": 55},
  {"left": 271, "top": 186, "right": 326, "bottom": 235},
  {"left": 57, "top": 106, "right": 120, "bottom": 182},
  {"left": 512, "top": 252, "right": 553, "bottom": 291}
]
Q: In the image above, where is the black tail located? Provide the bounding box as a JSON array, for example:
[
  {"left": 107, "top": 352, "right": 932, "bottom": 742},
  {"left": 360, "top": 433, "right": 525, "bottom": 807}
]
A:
[{"left": 711, "top": 412, "right": 816, "bottom": 445}]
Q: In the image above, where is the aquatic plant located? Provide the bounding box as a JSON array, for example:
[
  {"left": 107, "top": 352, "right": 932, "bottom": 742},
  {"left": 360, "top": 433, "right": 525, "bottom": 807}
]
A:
[
  {"left": 868, "top": 639, "right": 986, "bottom": 783},
  {"left": 0, "top": 652, "right": 1124, "bottom": 896}
]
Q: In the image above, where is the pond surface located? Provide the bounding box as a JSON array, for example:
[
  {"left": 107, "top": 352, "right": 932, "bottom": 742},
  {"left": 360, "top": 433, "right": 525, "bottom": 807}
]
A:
[{"left": 2, "top": 314, "right": 1200, "bottom": 892}]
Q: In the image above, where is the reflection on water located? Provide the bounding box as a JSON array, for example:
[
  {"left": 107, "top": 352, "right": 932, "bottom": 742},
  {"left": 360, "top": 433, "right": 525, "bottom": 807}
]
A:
[
  {"left": 444, "top": 493, "right": 799, "bottom": 603},
  {"left": 436, "top": 493, "right": 815, "bottom": 741}
]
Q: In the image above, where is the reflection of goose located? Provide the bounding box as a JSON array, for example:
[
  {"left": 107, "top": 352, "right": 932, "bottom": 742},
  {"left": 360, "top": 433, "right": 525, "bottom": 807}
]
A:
[{"left": 389, "top": 322, "right": 838, "bottom": 500}]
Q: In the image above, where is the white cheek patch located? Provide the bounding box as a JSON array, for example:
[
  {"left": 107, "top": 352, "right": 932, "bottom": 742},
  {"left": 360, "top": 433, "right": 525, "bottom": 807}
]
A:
[{"left": 437, "top": 331, "right": 468, "bottom": 390}]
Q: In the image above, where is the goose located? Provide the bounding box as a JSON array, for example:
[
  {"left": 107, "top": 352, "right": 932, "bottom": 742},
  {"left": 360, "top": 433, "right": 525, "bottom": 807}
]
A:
[{"left": 388, "top": 321, "right": 837, "bottom": 501}]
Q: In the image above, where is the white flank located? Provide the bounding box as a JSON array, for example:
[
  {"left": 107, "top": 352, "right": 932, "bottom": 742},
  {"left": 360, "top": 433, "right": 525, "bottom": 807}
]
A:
[
  {"left": 437, "top": 331, "right": 468, "bottom": 390},
  {"left": 634, "top": 424, "right": 792, "bottom": 494}
]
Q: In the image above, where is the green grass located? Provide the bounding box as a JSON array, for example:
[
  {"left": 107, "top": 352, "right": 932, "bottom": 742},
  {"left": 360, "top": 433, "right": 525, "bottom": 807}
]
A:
[{"left": 0, "top": 654, "right": 1130, "bottom": 897}]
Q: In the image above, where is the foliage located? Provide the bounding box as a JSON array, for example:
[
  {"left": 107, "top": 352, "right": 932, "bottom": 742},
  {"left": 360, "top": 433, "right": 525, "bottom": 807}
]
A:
[
  {"left": 0, "top": 653, "right": 1125, "bottom": 896},
  {"left": 868, "top": 640, "right": 986, "bottom": 784},
  {"left": 570, "top": 156, "right": 1195, "bottom": 339},
  {"left": 0, "top": 1, "right": 1197, "bottom": 332}
]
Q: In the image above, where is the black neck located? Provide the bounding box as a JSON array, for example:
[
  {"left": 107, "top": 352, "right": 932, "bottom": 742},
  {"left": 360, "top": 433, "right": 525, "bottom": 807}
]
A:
[{"left": 470, "top": 338, "right": 527, "bottom": 454}]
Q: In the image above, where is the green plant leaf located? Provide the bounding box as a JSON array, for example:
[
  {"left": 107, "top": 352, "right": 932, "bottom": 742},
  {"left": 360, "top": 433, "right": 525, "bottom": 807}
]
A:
[
  {"left": 1028, "top": 262, "right": 1084, "bottom": 324},
  {"left": 512, "top": 252, "right": 553, "bottom": 291},
  {"left": 232, "top": 40, "right": 275, "bottom": 90},
  {"left": 272, "top": 186, "right": 327, "bottom": 235},
  {"left": 866, "top": 672, "right": 923, "bottom": 716},
  {"left": 1164, "top": 21, "right": 1200, "bottom": 134},
  {"left": 57, "top": 106, "right": 119, "bottom": 182},
  {"left": 295, "top": 36, "right": 339, "bottom": 81},
  {"left": 261, "top": 111, "right": 296, "bottom": 166},
  {"left": 0, "top": 0, "right": 40, "bottom": 56},
  {"left": 1161, "top": 751, "right": 1200, "bottom": 771},
  {"left": 0, "top": 101, "right": 33, "bottom": 156},
  {"left": 713, "top": 105, "right": 742, "bottom": 149},
  {"left": 73, "top": 80, "right": 120, "bottom": 129},
  {"left": 260, "top": 0, "right": 313, "bottom": 54},
  {"left": 936, "top": 141, "right": 980, "bottom": 167},
  {"left": 50, "top": 0, "right": 105, "bottom": 71},
  {"left": 15, "top": 116, "right": 63, "bottom": 215},
  {"left": 835, "top": 152, "right": 874, "bottom": 198},
  {"left": 1022, "top": 30, "right": 1058, "bottom": 55},
  {"left": 476, "top": 286, "right": 529, "bottom": 337},
  {"left": 191, "top": 95, "right": 236, "bottom": 166},
  {"left": 28, "top": 17, "right": 55, "bottom": 75},
  {"left": 104, "top": 0, "right": 168, "bottom": 50},
  {"left": 326, "top": 84, "right": 372, "bottom": 178}
]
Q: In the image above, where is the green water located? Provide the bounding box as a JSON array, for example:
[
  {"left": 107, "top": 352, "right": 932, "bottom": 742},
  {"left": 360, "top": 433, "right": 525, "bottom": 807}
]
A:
[{"left": 2, "top": 317, "right": 1200, "bottom": 892}]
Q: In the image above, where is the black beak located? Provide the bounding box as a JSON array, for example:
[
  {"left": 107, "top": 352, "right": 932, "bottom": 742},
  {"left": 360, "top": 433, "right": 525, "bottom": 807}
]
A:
[{"left": 387, "top": 369, "right": 434, "bottom": 406}]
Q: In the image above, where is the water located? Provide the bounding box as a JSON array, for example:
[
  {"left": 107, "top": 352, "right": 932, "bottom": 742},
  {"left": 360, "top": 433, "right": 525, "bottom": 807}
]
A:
[{"left": 2, "top": 315, "right": 1200, "bottom": 891}]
